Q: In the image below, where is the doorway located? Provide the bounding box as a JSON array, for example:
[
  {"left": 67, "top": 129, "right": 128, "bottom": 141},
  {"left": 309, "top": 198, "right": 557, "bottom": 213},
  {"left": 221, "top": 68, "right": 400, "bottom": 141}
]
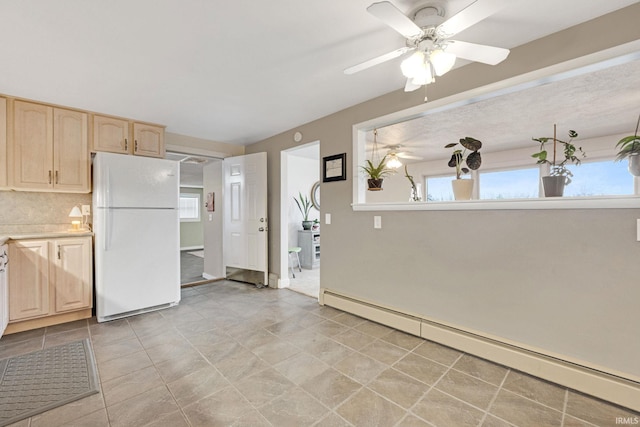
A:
[
  {"left": 166, "top": 152, "right": 223, "bottom": 286},
  {"left": 280, "top": 142, "right": 320, "bottom": 298}
]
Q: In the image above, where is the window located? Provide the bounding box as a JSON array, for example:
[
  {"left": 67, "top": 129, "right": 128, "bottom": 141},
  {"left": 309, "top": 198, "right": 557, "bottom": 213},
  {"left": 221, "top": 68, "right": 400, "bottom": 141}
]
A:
[
  {"left": 564, "top": 160, "right": 634, "bottom": 196},
  {"left": 479, "top": 167, "right": 540, "bottom": 200},
  {"left": 426, "top": 175, "right": 455, "bottom": 201},
  {"left": 179, "top": 193, "right": 201, "bottom": 222}
]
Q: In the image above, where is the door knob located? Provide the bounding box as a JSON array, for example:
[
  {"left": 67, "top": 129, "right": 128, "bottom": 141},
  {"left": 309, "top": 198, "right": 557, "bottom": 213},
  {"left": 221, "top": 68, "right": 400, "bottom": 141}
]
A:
[{"left": 258, "top": 227, "right": 265, "bottom": 232}]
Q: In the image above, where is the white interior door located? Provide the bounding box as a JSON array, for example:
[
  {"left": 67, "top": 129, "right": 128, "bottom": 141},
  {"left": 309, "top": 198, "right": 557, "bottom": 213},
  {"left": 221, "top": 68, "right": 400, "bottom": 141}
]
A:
[{"left": 223, "top": 152, "right": 268, "bottom": 285}]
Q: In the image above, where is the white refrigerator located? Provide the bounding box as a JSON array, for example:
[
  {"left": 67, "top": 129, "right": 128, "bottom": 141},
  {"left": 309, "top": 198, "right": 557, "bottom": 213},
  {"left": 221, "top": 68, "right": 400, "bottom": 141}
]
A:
[{"left": 93, "top": 152, "right": 180, "bottom": 322}]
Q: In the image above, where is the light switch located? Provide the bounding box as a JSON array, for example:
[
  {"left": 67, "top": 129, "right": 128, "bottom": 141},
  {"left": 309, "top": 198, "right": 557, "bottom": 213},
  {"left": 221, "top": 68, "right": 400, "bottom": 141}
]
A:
[
  {"left": 374, "top": 216, "right": 382, "bottom": 229},
  {"left": 325, "top": 213, "right": 331, "bottom": 225},
  {"left": 81, "top": 205, "right": 90, "bottom": 215},
  {"left": 209, "top": 214, "right": 213, "bottom": 221},
  {"left": 637, "top": 219, "right": 640, "bottom": 241}
]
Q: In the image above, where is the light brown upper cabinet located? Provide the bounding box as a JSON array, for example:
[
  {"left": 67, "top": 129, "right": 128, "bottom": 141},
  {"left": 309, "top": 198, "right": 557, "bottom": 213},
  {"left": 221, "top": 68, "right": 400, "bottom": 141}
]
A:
[
  {"left": 132, "top": 122, "right": 164, "bottom": 158},
  {"left": 92, "top": 115, "right": 130, "bottom": 155},
  {"left": 9, "top": 100, "right": 89, "bottom": 192},
  {"left": 93, "top": 114, "right": 165, "bottom": 158},
  {"left": 0, "top": 97, "right": 7, "bottom": 189}
]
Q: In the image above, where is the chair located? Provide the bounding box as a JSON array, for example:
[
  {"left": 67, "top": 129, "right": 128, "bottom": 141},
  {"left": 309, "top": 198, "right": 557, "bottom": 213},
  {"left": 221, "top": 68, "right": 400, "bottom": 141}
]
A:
[{"left": 288, "top": 247, "right": 302, "bottom": 278}]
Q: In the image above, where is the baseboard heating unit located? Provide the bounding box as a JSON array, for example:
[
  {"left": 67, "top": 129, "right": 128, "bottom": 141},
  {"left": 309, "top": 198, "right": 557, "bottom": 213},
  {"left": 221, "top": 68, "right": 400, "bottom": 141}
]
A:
[{"left": 319, "top": 288, "right": 640, "bottom": 412}]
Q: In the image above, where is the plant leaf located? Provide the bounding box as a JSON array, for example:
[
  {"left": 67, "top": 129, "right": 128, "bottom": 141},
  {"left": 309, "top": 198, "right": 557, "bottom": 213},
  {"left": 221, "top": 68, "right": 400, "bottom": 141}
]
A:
[
  {"left": 466, "top": 151, "right": 482, "bottom": 170},
  {"left": 459, "top": 137, "right": 482, "bottom": 151},
  {"left": 444, "top": 142, "right": 458, "bottom": 148}
]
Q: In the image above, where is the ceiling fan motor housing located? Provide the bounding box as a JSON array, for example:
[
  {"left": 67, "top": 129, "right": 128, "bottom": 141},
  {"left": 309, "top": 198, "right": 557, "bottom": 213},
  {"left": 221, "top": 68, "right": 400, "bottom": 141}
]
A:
[{"left": 407, "top": 3, "right": 447, "bottom": 49}]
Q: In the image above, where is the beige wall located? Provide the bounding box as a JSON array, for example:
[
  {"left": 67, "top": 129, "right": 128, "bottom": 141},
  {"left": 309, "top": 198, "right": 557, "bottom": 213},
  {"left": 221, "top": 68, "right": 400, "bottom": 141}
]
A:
[
  {"left": 165, "top": 132, "right": 244, "bottom": 157},
  {"left": 246, "top": 4, "right": 640, "bottom": 381}
]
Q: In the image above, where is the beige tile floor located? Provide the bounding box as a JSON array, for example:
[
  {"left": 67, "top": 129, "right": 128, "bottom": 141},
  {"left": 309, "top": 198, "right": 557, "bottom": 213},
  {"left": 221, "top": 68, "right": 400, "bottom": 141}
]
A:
[{"left": 0, "top": 280, "right": 638, "bottom": 427}]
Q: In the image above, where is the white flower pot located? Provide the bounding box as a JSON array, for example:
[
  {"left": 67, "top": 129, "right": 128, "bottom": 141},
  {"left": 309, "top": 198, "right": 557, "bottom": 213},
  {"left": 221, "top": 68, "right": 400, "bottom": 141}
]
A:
[
  {"left": 452, "top": 179, "right": 473, "bottom": 200},
  {"left": 628, "top": 154, "right": 640, "bottom": 176},
  {"left": 542, "top": 175, "right": 566, "bottom": 197}
]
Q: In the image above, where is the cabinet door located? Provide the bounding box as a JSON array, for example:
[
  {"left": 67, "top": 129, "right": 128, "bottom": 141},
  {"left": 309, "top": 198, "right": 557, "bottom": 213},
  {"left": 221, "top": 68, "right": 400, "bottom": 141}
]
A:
[
  {"left": 8, "top": 240, "right": 50, "bottom": 321},
  {"left": 11, "top": 101, "right": 54, "bottom": 190},
  {"left": 52, "top": 237, "right": 92, "bottom": 313},
  {"left": 133, "top": 123, "right": 164, "bottom": 158},
  {"left": 0, "top": 97, "right": 7, "bottom": 189},
  {"left": 53, "top": 108, "right": 90, "bottom": 192},
  {"left": 93, "top": 115, "right": 130, "bottom": 154}
]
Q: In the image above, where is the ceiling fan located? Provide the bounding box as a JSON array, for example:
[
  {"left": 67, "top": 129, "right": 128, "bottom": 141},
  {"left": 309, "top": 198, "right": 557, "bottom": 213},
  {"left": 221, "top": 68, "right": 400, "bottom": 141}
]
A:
[
  {"left": 345, "top": 0, "right": 511, "bottom": 93},
  {"left": 383, "top": 144, "right": 424, "bottom": 168}
]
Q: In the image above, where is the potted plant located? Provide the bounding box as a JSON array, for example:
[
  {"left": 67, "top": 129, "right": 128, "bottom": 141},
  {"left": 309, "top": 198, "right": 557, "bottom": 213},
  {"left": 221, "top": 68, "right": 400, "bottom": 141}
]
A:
[
  {"left": 404, "top": 165, "right": 422, "bottom": 201},
  {"left": 361, "top": 155, "right": 394, "bottom": 191},
  {"left": 444, "top": 137, "right": 482, "bottom": 200},
  {"left": 615, "top": 114, "right": 640, "bottom": 176},
  {"left": 294, "top": 192, "right": 314, "bottom": 230},
  {"left": 532, "top": 125, "right": 586, "bottom": 197}
]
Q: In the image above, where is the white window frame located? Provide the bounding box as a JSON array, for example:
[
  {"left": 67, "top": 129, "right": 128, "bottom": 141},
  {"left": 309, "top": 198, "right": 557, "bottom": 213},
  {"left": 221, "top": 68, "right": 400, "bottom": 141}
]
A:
[
  {"left": 179, "top": 193, "right": 201, "bottom": 222},
  {"left": 352, "top": 42, "right": 640, "bottom": 212}
]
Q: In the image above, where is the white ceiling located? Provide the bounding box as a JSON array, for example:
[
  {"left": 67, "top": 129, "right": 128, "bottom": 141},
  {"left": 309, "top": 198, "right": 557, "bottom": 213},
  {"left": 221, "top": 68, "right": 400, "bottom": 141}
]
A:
[
  {"left": 371, "top": 58, "right": 640, "bottom": 162},
  {"left": 0, "top": 0, "right": 637, "bottom": 146}
]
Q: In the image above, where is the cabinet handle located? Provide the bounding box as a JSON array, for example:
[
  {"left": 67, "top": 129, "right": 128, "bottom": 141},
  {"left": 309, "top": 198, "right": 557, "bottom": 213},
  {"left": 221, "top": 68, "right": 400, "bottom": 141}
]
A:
[
  {"left": 48, "top": 170, "right": 52, "bottom": 184},
  {"left": 135, "top": 140, "right": 138, "bottom": 152},
  {"left": 124, "top": 138, "right": 128, "bottom": 151},
  {"left": 57, "top": 245, "right": 61, "bottom": 260},
  {"left": 55, "top": 170, "right": 59, "bottom": 184}
]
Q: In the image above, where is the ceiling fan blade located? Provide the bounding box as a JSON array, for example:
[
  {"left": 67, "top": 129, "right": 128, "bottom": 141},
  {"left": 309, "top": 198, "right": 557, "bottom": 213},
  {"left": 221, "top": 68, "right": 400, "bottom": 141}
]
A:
[
  {"left": 367, "top": 1, "right": 423, "bottom": 39},
  {"left": 446, "top": 40, "right": 509, "bottom": 65},
  {"left": 397, "top": 153, "right": 423, "bottom": 160},
  {"left": 344, "top": 47, "right": 412, "bottom": 75},
  {"left": 437, "top": 0, "right": 509, "bottom": 38},
  {"left": 404, "top": 78, "right": 421, "bottom": 92}
]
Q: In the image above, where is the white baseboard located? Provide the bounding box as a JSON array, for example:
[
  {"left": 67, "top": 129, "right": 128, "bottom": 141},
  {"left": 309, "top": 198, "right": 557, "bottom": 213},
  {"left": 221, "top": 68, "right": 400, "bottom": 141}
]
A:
[
  {"left": 320, "top": 288, "right": 640, "bottom": 412},
  {"left": 277, "top": 278, "right": 290, "bottom": 288}
]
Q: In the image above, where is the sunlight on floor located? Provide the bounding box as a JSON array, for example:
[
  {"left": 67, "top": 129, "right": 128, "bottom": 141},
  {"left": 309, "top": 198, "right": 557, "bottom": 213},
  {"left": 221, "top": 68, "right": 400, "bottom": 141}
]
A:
[{"left": 288, "top": 267, "right": 319, "bottom": 299}]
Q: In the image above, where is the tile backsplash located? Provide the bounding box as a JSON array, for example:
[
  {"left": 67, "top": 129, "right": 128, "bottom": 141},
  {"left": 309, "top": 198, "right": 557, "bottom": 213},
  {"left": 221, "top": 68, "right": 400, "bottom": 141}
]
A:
[{"left": 0, "top": 191, "right": 91, "bottom": 234}]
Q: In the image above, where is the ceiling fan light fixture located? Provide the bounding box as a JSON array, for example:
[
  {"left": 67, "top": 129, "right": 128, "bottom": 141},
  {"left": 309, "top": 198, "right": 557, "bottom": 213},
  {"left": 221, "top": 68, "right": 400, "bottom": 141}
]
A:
[
  {"left": 400, "top": 51, "right": 426, "bottom": 78},
  {"left": 430, "top": 49, "right": 456, "bottom": 76},
  {"left": 410, "top": 63, "right": 433, "bottom": 85},
  {"left": 386, "top": 154, "right": 403, "bottom": 169}
]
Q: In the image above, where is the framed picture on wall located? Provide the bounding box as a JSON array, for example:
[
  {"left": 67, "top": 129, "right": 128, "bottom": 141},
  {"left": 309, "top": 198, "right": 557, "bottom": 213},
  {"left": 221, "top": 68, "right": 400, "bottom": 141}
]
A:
[{"left": 323, "top": 153, "right": 347, "bottom": 182}]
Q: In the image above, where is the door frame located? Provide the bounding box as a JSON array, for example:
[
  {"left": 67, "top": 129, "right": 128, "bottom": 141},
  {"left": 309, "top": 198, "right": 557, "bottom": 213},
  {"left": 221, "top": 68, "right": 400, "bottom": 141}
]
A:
[
  {"left": 166, "top": 147, "right": 224, "bottom": 284},
  {"left": 279, "top": 141, "right": 320, "bottom": 288}
]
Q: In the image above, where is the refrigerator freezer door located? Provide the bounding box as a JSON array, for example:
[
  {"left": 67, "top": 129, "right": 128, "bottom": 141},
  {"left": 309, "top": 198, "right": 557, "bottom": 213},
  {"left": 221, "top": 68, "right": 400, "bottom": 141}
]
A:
[
  {"left": 94, "top": 152, "right": 179, "bottom": 209},
  {"left": 95, "top": 207, "right": 180, "bottom": 321}
]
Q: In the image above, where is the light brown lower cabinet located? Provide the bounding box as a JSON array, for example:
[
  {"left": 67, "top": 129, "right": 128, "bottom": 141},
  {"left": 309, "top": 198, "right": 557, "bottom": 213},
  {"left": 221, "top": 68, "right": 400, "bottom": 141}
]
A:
[{"left": 6, "top": 236, "right": 92, "bottom": 333}]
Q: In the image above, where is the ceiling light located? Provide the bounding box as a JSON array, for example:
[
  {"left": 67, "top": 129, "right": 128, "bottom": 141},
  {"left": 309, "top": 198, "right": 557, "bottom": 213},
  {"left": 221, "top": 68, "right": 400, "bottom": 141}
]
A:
[
  {"left": 400, "top": 47, "right": 456, "bottom": 91},
  {"left": 386, "top": 154, "right": 403, "bottom": 169},
  {"left": 430, "top": 49, "right": 456, "bottom": 76},
  {"left": 400, "top": 51, "right": 426, "bottom": 78}
]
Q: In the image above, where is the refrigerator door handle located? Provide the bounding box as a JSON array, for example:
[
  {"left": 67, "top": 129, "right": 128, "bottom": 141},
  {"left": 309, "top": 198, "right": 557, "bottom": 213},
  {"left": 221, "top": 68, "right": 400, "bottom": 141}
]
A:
[{"left": 104, "top": 208, "right": 112, "bottom": 251}]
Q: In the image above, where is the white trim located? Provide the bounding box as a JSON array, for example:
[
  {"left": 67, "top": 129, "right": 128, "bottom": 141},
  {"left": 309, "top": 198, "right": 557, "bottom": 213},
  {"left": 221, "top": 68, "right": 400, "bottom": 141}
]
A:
[
  {"left": 320, "top": 288, "right": 640, "bottom": 412},
  {"left": 353, "top": 195, "right": 640, "bottom": 211},
  {"left": 277, "top": 278, "right": 291, "bottom": 288}
]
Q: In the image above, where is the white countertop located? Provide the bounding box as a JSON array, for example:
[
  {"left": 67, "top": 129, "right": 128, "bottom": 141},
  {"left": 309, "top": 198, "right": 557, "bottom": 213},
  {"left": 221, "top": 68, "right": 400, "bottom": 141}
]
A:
[{"left": 0, "top": 231, "right": 93, "bottom": 245}]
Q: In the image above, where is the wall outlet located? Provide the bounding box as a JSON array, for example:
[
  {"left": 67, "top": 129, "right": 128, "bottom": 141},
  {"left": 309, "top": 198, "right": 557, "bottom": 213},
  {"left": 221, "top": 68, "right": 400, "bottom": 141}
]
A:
[
  {"left": 374, "top": 216, "right": 382, "bottom": 229},
  {"left": 637, "top": 219, "right": 640, "bottom": 242},
  {"left": 81, "top": 205, "right": 91, "bottom": 215},
  {"left": 325, "top": 213, "right": 331, "bottom": 225}
]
